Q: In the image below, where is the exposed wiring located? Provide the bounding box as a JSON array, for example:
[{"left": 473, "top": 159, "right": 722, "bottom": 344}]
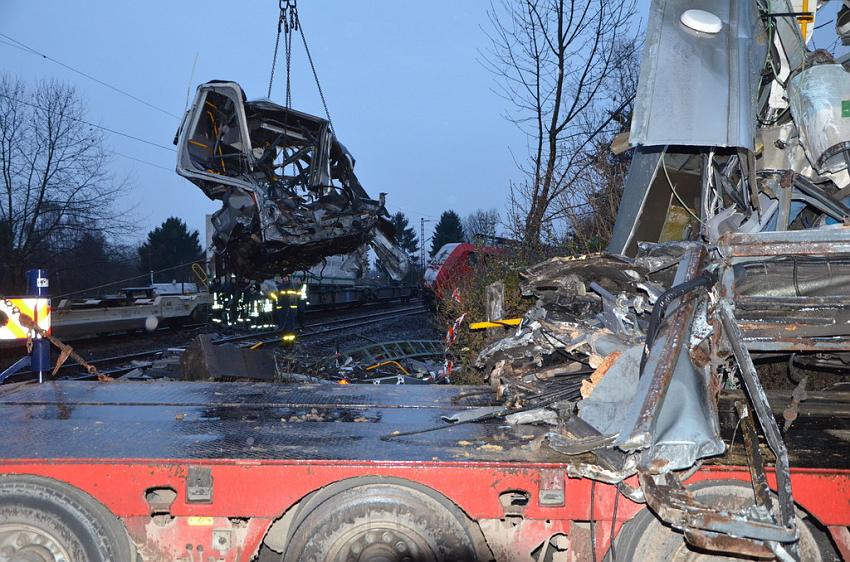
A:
[
  {"left": 813, "top": 19, "right": 833, "bottom": 31},
  {"left": 703, "top": 149, "right": 719, "bottom": 221},
  {"left": 608, "top": 484, "right": 621, "bottom": 562},
  {"left": 366, "top": 360, "right": 410, "bottom": 375},
  {"left": 640, "top": 269, "right": 719, "bottom": 375},
  {"left": 728, "top": 415, "right": 743, "bottom": 453},
  {"left": 590, "top": 480, "right": 598, "bottom": 562},
  {"left": 660, "top": 151, "right": 704, "bottom": 226}
]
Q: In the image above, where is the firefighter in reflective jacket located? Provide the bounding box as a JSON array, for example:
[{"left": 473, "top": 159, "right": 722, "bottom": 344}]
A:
[{"left": 275, "top": 276, "right": 307, "bottom": 342}]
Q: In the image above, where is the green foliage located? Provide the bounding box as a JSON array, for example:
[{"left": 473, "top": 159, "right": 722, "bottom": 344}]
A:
[
  {"left": 138, "top": 217, "right": 202, "bottom": 282},
  {"left": 430, "top": 210, "right": 465, "bottom": 257},
  {"left": 390, "top": 211, "right": 419, "bottom": 258},
  {"left": 436, "top": 246, "right": 537, "bottom": 384}
]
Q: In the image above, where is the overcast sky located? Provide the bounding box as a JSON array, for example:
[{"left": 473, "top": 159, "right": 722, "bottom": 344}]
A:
[
  {"left": 1, "top": 1, "right": 844, "bottom": 245},
  {"left": 1, "top": 1, "right": 550, "bottom": 244}
]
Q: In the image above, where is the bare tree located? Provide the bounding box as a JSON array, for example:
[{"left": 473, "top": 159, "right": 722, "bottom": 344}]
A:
[
  {"left": 550, "top": 42, "right": 640, "bottom": 252},
  {"left": 483, "top": 0, "right": 638, "bottom": 247},
  {"left": 463, "top": 208, "right": 500, "bottom": 243},
  {"left": 0, "top": 76, "right": 128, "bottom": 290}
]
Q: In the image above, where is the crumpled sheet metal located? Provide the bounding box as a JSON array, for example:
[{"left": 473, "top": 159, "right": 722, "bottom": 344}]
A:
[
  {"left": 468, "top": 1, "right": 850, "bottom": 549},
  {"left": 476, "top": 319, "right": 568, "bottom": 370},
  {"left": 576, "top": 345, "right": 642, "bottom": 436},
  {"left": 478, "top": 244, "right": 724, "bottom": 475},
  {"left": 176, "top": 81, "right": 408, "bottom": 281},
  {"left": 638, "top": 343, "right": 725, "bottom": 471},
  {"left": 719, "top": 226, "right": 850, "bottom": 351},
  {"left": 477, "top": 243, "right": 803, "bottom": 556},
  {"left": 612, "top": 246, "right": 725, "bottom": 471},
  {"left": 629, "top": 0, "right": 766, "bottom": 149},
  {"left": 607, "top": 147, "right": 665, "bottom": 256},
  {"left": 639, "top": 472, "right": 798, "bottom": 548},
  {"left": 477, "top": 249, "right": 663, "bottom": 374}
]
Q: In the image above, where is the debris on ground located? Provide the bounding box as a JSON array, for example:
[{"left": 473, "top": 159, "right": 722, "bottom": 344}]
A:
[
  {"left": 322, "top": 339, "right": 450, "bottom": 384},
  {"left": 461, "top": 2, "right": 850, "bottom": 557},
  {"left": 182, "top": 334, "right": 277, "bottom": 381}
]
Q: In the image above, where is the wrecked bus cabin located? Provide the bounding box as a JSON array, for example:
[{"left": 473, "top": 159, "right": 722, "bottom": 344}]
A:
[
  {"left": 175, "top": 81, "right": 408, "bottom": 282},
  {"left": 475, "top": 1, "right": 850, "bottom": 558}
]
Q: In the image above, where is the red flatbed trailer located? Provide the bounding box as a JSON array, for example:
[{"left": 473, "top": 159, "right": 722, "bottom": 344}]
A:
[{"left": 0, "top": 380, "right": 848, "bottom": 561}]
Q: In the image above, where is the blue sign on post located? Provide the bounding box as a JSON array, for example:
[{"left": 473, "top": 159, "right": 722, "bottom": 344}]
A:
[
  {"left": 0, "top": 270, "right": 52, "bottom": 384},
  {"left": 26, "top": 269, "right": 51, "bottom": 382}
]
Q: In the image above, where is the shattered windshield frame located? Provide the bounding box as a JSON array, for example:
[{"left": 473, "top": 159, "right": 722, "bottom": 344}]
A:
[{"left": 176, "top": 81, "right": 407, "bottom": 282}]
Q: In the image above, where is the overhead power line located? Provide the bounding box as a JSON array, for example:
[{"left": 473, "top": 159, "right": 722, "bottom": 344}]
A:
[
  {"left": 109, "top": 150, "right": 173, "bottom": 172},
  {"left": 0, "top": 93, "right": 176, "bottom": 152},
  {"left": 53, "top": 257, "right": 208, "bottom": 299},
  {"left": 0, "top": 32, "right": 181, "bottom": 119}
]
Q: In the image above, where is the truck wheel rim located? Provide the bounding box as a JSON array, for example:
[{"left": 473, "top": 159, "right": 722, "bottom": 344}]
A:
[
  {"left": 0, "top": 523, "right": 72, "bottom": 562},
  {"left": 330, "top": 523, "right": 436, "bottom": 562}
]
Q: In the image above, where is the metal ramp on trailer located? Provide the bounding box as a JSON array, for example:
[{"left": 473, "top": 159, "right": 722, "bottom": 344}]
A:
[{"left": 342, "top": 340, "right": 445, "bottom": 366}]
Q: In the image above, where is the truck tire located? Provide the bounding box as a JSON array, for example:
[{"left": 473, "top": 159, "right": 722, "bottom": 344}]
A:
[
  {"left": 608, "top": 479, "right": 839, "bottom": 561},
  {"left": 282, "top": 479, "right": 489, "bottom": 562},
  {"left": 0, "top": 475, "right": 134, "bottom": 562}
]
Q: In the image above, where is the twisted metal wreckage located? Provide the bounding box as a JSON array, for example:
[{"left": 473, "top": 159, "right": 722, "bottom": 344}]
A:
[
  {"left": 175, "top": 81, "right": 409, "bottom": 282},
  {"left": 476, "top": 1, "right": 850, "bottom": 558}
]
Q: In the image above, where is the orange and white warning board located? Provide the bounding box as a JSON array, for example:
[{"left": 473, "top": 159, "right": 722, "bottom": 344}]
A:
[{"left": 0, "top": 298, "right": 51, "bottom": 340}]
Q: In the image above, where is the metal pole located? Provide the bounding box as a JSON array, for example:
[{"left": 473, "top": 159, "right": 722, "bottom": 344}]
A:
[
  {"left": 419, "top": 218, "right": 431, "bottom": 271},
  {"left": 25, "top": 269, "right": 50, "bottom": 383}
]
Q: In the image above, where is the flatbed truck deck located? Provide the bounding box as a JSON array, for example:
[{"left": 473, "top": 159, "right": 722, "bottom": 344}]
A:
[{"left": 0, "top": 380, "right": 848, "bottom": 561}]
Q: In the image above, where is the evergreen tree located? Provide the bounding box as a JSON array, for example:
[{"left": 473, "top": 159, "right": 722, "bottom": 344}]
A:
[
  {"left": 137, "top": 217, "right": 203, "bottom": 283},
  {"left": 390, "top": 211, "right": 419, "bottom": 259},
  {"left": 430, "top": 210, "right": 465, "bottom": 257}
]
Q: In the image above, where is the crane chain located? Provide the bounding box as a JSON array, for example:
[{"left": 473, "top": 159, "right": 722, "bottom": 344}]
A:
[
  {"left": 267, "top": 0, "right": 333, "bottom": 128},
  {"left": 298, "top": 20, "right": 333, "bottom": 131},
  {"left": 267, "top": 28, "right": 281, "bottom": 98},
  {"left": 268, "top": 0, "right": 299, "bottom": 100}
]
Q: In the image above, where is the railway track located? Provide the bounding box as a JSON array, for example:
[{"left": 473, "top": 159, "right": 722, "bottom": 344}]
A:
[
  {"left": 0, "top": 299, "right": 418, "bottom": 357},
  {"left": 217, "top": 304, "right": 427, "bottom": 345},
  {"left": 14, "top": 302, "right": 429, "bottom": 378}
]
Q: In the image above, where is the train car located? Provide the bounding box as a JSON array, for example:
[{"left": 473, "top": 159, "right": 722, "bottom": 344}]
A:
[
  {"left": 52, "top": 286, "right": 210, "bottom": 339},
  {"left": 423, "top": 243, "right": 500, "bottom": 305},
  {"left": 209, "top": 254, "right": 418, "bottom": 330}
]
